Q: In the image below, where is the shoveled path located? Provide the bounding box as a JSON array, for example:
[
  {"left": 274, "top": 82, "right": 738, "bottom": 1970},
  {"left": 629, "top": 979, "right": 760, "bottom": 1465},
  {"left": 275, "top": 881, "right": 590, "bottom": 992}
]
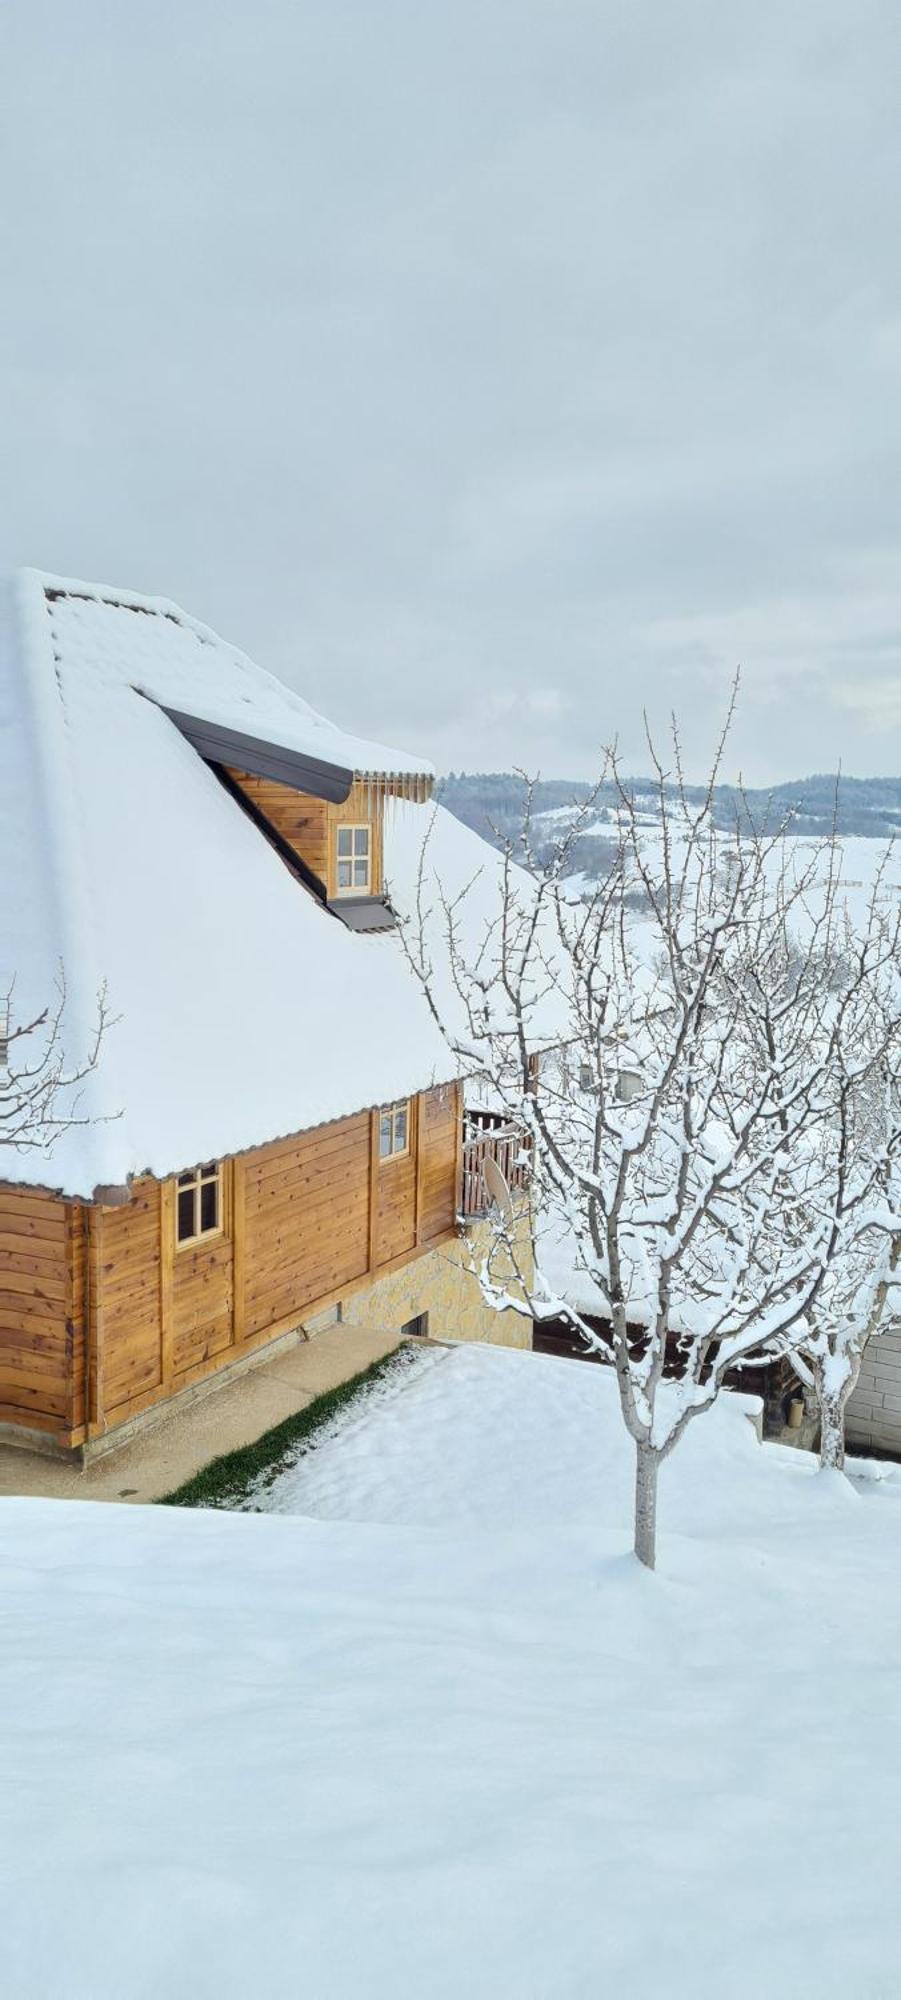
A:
[{"left": 0, "top": 1322, "right": 402, "bottom": 1505}]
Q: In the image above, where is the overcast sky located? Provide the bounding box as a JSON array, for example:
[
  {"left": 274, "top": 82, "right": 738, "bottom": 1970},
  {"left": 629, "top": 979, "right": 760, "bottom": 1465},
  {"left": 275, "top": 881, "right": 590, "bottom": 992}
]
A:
[{"left": 3, "top": 2, "right": 900, "bottom": 782}]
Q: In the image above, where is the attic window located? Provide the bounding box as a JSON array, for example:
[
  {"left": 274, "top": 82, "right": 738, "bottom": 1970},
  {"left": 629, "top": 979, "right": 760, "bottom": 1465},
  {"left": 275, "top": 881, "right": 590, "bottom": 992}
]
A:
[
  {"left": 335, "top": 824, "right": 371, "bottom": 894},
  {"left": 176, "top": 1162, "right": 222, "bottom": 1246},
  {"left": 379, "top": 1100, "right": 409, "bottom": 1160}
]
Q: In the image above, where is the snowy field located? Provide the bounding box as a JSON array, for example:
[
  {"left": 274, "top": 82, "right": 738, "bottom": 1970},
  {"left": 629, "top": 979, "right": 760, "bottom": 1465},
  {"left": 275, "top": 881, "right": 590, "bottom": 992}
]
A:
[{"left": 3, "top": 1344, "right": 901, "bottom": 1999}]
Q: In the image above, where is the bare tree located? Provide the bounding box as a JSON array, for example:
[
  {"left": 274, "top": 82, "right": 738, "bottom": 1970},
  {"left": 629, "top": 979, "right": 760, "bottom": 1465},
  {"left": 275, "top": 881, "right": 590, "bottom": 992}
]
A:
[
  {"left": 0, "top": 971, "right": 111, "bottom": 1159},
  {"left": 402, "top": 710, "right": 900, "bottom": 1569},
  {"left": 783, "top": 1028, "right": 901, "bottom": 1472}
]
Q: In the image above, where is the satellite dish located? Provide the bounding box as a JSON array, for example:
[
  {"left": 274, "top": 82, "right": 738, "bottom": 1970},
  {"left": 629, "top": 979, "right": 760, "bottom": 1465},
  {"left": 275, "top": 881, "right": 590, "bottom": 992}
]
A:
[{"left": 483, "top": 1152, "right": 515, "bottom": 1226}]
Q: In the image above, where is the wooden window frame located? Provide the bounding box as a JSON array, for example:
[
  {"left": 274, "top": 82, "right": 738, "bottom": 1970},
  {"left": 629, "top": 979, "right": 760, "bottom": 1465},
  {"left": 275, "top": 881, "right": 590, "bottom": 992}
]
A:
[
  {"left": 334, "top": 822, "right": 371, "bottom": 896},
  {"left": 175, "top": 1161, "right": 224, "bottom": 1250},
  {"left": 378, "top": 1100, "right": 410, "bottom": 1162}
]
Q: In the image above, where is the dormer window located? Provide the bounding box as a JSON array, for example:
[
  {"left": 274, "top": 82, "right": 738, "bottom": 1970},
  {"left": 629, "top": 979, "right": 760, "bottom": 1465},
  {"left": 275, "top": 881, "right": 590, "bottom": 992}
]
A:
[
  {"left": 176, "top": 1162, "right": 222, "bottom": 1246},
  {"left": 335, "top": 824, "right": 371, "bottom": 894}
]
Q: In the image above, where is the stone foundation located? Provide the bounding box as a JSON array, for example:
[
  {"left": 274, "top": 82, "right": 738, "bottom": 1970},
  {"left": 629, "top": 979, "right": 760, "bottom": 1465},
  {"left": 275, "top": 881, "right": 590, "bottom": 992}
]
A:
[{"left": 339, "top": 1212, "right": 534, "bottom": 1350}]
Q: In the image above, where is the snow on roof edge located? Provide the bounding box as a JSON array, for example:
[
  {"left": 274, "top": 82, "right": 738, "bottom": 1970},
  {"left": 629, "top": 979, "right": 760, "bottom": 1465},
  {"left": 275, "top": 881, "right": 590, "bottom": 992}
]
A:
[
  {"left": 24, "top": 568, "right": 435, "bottom": 781},
  {"left": 7, "top": 571, "right": 132, "bottom": 1194}
]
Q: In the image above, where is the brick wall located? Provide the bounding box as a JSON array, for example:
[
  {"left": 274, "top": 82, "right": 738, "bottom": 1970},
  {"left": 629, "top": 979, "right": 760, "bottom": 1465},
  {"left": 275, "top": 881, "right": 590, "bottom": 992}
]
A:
[{"left": 846, "top": 1321, "right": 901, "bottom": 1457}]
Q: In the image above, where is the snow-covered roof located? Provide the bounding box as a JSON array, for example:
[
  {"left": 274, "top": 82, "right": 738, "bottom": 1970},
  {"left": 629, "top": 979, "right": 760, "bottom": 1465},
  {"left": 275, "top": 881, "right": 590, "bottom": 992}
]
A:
[
  {"left": 41, "top": 573, "right": 434, "bottom": 783},
  {"left": 384, "top": 800, "right": 572, "bottom": 1061},
  {"left": 0, "top": 570, "right": 451, "bottom": 1198}
]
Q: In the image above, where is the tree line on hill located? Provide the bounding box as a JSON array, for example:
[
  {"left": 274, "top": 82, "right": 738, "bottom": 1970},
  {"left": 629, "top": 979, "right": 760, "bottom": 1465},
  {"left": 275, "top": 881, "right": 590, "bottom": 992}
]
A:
[{"left": 436, "top": 770, "right": 901, "bottom": 871}]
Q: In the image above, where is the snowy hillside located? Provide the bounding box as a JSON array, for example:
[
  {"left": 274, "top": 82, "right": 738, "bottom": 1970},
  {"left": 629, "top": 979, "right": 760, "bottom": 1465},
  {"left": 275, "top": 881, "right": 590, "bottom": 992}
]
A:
[
  {"left": 3, "top": 1344, "right": 901, "bottom": 1999},
  {"left": 437, "top": 770, "right": 901, "bottom": 893}
]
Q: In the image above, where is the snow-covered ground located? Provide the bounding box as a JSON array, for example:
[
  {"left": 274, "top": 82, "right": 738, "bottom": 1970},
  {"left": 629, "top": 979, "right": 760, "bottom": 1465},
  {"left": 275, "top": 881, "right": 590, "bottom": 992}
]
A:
[
  {"left": 3, "top": 1344, "right": 901, "bottom": 1999},
  {"left": 562, "top": 825, "right": 901, "bottom": 921}
]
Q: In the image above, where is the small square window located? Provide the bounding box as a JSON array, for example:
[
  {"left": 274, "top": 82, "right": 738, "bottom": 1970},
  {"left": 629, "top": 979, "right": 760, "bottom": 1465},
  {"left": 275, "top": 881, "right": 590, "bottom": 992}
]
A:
[
  {"left": 338, "top": 860, "right": 353, "bottom": 888},
  {"left": 337, "top": 827, "right": 353, "bottom": 857},
  {"left": 379, "top": 1101, "right": 410, "bottom": 1160}
]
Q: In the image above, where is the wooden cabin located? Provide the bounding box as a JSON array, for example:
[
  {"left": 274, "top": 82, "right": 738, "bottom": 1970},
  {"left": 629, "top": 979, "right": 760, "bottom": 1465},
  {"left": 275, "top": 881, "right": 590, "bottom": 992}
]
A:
[
  {"left": 0, "top": 1088, "right": 461, "bottom": 1448},
  {"left": 0, "top": 571, "right": 529, "bottom": 1456}
]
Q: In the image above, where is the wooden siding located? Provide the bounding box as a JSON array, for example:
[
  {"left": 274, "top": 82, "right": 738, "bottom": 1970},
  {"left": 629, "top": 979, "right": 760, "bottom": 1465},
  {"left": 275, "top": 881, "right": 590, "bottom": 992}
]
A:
[
  {"left": 242, "top": 1117, "right": 371, "bottom": 1338},
  {"left": 225, "top": 771, "right": 387, "bottom": 898},
  {"left": 375, "top": 1124, "right": 417, "bottom": 1266},
  {"left": 172, "top": 1230, "right": 234, "bottom": 1376},
  {"left": 68, "top": 1203, "right": 88, "bottom": 1436},
  {"left": 99, "top": 1180, "right": 165, "bottom": 1415},
  {"left": 0, "top": 1084, "right": 461, "bottom": 1446},
  {"left": 225, "top": 768, "right": 330, "bottom": 883},
  {"left": 0, "top": 1186, "right": 73, "bottom": 1436},
  {"left": 418, "top": 1085, "right": 460, "bottom": 1242},
  {"left": 0, "top": 1088, "right": 458, "bottom": 1448}
]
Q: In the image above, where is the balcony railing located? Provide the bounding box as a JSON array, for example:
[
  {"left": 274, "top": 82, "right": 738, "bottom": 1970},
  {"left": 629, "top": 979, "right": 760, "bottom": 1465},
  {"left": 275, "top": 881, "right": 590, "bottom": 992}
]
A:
[{"left": 460, "top": 1114, "right": 531, "bottom": 1220}]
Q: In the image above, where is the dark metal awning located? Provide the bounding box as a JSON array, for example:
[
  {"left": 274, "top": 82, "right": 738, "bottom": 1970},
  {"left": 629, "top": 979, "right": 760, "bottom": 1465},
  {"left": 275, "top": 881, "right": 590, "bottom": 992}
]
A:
[
  {"left": 156, "top": 703, "right": 354, "bottom": 803},
  {"left": 327, "top": 896, "right": 397, "bottom": 934}
]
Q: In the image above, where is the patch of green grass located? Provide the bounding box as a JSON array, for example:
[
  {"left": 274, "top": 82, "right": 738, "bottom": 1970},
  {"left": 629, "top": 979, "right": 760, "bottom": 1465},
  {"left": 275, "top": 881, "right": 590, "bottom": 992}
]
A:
[{"left": 159, "top": 1342, "right": 411, "bottom": 1510}]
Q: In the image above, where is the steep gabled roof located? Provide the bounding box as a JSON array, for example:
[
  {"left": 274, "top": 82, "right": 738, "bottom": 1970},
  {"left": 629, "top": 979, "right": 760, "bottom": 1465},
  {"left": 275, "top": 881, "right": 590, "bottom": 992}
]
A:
[
  {"left": 0, "top": 570, "right": 452, "bottom": 1198},
  {"left": 42, "top": 572, "right": 434, "bottom": 786}
]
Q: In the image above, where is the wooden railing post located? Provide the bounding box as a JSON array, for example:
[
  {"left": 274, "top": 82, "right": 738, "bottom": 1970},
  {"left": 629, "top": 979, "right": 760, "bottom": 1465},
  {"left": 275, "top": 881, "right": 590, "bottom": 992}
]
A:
[{"left": 460, "top": 1117, "right": 531, "bottom": 1219}]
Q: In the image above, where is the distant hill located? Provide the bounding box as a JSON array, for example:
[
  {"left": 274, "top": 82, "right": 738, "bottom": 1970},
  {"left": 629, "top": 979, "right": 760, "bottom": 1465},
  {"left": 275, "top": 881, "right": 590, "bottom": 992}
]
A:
[{"left": 436, "top": 771, "right": 901, "bottom": 869}]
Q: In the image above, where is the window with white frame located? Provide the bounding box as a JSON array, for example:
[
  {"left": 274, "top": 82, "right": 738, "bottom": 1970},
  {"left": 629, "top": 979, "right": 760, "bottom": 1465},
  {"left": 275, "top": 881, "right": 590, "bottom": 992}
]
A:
[
  {"left": 379, "top": 1100, "right": 409, "bottom": 1159},
  {"left": 176, "top": 1162, "right": 222, "bottom": 1246},
  {"left": 335, "top": 824, "right": 371, "bottom": 894}
]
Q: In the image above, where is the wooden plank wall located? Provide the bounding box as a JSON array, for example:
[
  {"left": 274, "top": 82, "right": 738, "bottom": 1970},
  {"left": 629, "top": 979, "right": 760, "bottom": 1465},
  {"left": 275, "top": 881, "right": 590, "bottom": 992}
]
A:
[
  {"left": 0, "top": 1083, "right": 461, "bottom": 1446},
  {"left": 171, "top": 1218, "right": 234, "bottom": 1376},
  {"left": 99, "top": 1180, "right": 165, "bottom": 1417},
  {"left": 68, "top": 1204, "right": 88, "bottom": 1436},
  {"left": 418, "top": 1084, "right": 460, "bottom": 1242},
  {"left": 225, "top": 769, "right": 330, "bottom": 883},
  {"left": 226, "top": 772, "right": 385, "bottom": 898},
  {"left": 0, "top": 1186, "right": 73, "bottom": 1436},
  {"left": 241, "top": 1115, "right": 371, "bottom": 1338},
  {"left": 376, "top": 1112, "right": 417, "bottom": 1266}
]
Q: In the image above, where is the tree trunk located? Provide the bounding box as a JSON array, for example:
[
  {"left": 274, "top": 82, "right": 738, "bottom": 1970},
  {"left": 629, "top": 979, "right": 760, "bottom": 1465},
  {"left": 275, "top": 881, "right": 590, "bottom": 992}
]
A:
[
  {"left": 819, "top": 1391, "right": 847, "bottom": 1473},
  {"left": 634, "top": 1441, "right": 659, "bottom": 1570}
]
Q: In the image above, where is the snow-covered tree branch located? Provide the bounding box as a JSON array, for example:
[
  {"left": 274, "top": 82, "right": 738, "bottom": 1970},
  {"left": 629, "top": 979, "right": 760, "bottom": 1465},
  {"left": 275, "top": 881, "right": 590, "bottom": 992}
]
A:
[
  {"left": 400, "top": 707, "right": 901, "bottom": 1569},
  {"left": 0, "top": 971, "right": 112, "bottom": 1158}
]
